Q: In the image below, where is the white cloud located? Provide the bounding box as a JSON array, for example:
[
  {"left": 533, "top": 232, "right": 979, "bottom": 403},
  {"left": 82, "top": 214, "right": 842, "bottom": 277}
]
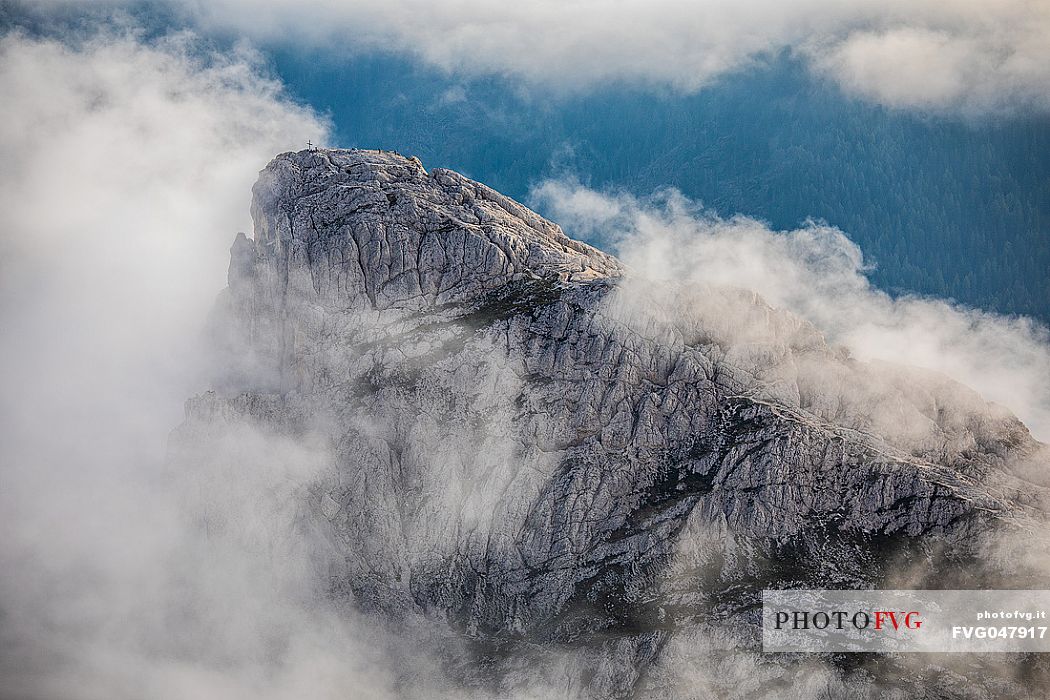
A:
[
  {"left": 532, "top": 181, "right": 1050, "bottom": 443},
  {"left": 813, "top": 28, "right": 980, "bottom": 108},
  {"left": 812, "top": 23, "right": 1050, "bottom": 111},
  {"left": 157, "top": 0, "right": 1050, "bottom": 112},
  {"left": 0, "top": 29, "right": 405, "bottom": 698}
]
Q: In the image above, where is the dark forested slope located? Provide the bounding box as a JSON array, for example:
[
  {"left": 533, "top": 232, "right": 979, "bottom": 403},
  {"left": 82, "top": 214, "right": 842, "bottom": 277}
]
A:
[{"left": 275, "top": 51, "right": 1050, "bottom": 322}]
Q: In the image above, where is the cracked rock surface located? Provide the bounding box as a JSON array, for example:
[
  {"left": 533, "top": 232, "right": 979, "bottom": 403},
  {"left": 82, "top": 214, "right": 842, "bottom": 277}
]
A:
[{"left": 172, "top": 149, "right": 1050, "bottom": 698}]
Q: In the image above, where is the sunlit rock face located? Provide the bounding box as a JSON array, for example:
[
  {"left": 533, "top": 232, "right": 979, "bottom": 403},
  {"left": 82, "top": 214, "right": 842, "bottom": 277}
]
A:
[{"left": 173, "top": 149, "right": 1049, "bottom": 698}]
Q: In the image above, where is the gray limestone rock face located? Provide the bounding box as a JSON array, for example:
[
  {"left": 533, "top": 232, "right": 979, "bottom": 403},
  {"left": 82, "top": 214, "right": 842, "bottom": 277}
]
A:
[{"left": 172, "top": 149, "right": 1050, "bottom": 698}]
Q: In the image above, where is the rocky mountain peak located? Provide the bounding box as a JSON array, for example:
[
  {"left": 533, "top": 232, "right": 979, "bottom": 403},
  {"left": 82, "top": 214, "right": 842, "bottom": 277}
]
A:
[
  {"left": 179, "top": 150, "right": 1050, "bottom": 698},
  {"left": 243, "top": 148, "right": 621, "bottom": 311}
]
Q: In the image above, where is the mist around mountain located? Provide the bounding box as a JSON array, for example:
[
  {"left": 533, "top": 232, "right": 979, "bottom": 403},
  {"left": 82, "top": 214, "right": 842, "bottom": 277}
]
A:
[
  {"left": 1, "top": 3, "right": 1050, "bottom": 699},
  {"left": 168, "top": 146, "right": 1050, "bottom": 697}
]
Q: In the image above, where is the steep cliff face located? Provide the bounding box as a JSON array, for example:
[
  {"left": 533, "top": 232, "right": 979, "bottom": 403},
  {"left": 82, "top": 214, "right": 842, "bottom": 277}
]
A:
[{"left": 172, "top": 149, "right": 1049, "bottom": 698}]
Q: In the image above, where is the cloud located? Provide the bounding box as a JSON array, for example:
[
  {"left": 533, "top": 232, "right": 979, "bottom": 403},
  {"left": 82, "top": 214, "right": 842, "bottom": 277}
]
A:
[
  {"left": 531, "top": 180, "right": 1050, "bottom": 444},
  {"left": 129, "top": 0, "right": 1050, "bottom": 113},
  {"left": 812, "top": 24, "right": 1050, "bottom": 111},
  {"left": 0, "top": 28, "right": 411, "bottom": 699}
]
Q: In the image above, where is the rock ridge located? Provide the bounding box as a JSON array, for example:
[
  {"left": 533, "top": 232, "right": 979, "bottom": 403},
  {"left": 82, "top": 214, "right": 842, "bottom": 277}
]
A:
[{"left": 172, "top": 148, "right": 1050, "bottom": 698}]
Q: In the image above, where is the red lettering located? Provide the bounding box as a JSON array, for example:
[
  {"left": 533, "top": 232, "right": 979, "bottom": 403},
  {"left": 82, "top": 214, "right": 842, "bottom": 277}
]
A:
[{"left": 874, "top": 611, "right": 902, "bottom": 631}]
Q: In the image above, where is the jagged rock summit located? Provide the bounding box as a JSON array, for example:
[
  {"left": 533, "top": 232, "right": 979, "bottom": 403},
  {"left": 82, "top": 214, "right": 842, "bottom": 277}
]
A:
[
  {"left": 174, "top": 149, "right": 1049, "bottom": 698},
  {"left": 245, "top": 148, "right": 620, "bottom": 309}
]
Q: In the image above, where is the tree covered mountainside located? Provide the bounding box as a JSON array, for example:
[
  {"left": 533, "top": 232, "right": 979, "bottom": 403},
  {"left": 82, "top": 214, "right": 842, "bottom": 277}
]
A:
[{"left": 274, "top": 50, "right": 1050, "bottom": 323}]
